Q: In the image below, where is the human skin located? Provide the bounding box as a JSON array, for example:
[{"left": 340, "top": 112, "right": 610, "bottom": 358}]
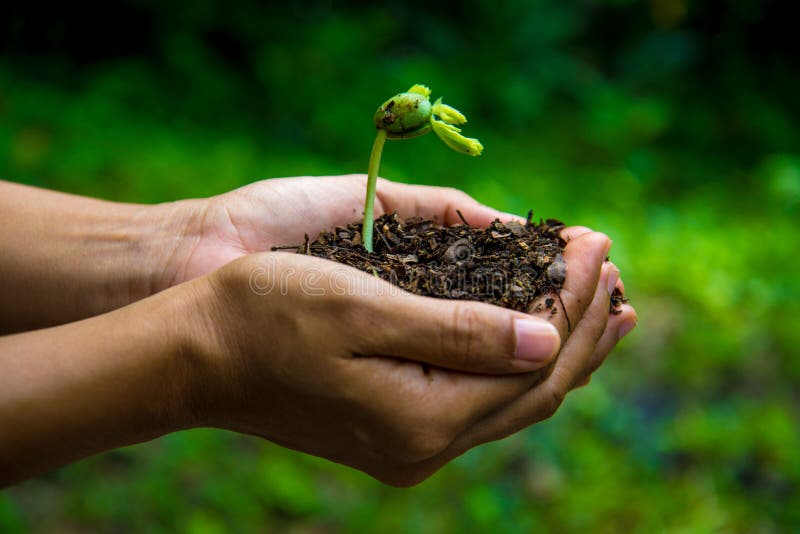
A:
[{"left": 0, "top": 176, "right": 636, "bottom": 486}]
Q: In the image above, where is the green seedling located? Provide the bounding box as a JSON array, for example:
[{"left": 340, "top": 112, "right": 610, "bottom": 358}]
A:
[{"left": 362, "top": 84, "right": 483, "bottom": 252}]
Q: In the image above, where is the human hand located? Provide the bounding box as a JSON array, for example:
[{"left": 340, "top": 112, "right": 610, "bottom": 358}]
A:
[
  {"left": 152, "top": 174, "right": 522, "bottom": 289},
  {"left": 0, "top": 177, "right": 634, "bottom": 487},
  {"left": 174, "top": 228, "right": 636, "bottom": 486},
  {"left": 0, "top": 175, "right": 528, "bottom": 332},
  {"left": 0, "top": 198, "right": 634, "bottom": 486}
]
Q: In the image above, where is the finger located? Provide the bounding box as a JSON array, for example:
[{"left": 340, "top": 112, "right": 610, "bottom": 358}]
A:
[
  {"left": 563, "top": 225, "right": 624, "bottom": 297},
  {"left": 375, "top": 179, "right": 523, "bottom": 227},
  {"left": 604, "top": 260, "right": 626, "bottom": 295},
  {"left": 529, "top": 231, "right": 611, "bottom": 342},
  {"left": 615, "top": 303, "right": 637, "bottom": 339},
  {"left": 603, "top": 260, "right": 625, "bottom": 295},
  {"left": 574, "top": 376, "right": 592, "bottom": 388},
  {"left": 444, "top": 262, "right": 617, "bottom": 449},
  {"left": 397, "top": 261, "right": 624, "bottom": 427},
  {"left": 356, "top": 232, "right": 609, "bottom": 376},
  {"left": 574, "top": 302, "right": 637, "bottom": 383},
  {"left": 545, "top": 261, "right": 615, "bottom": 391},
  {"left": 566, "top": 299, "right": 636, "bottom": 389},
  {"left": 352, "top": 266, "right": 633, "bottom": 479},
  {"left": 391, "top": 263, "right": 622, "bottom": 478},
  {"left": 424, "top": 263, "right": 631, "bottom": 430},
  {"left": 356, "top": 293, "right": 561, "bottom": 374},
  {"left": 616, "top": 275, "right": 626, "bottom": 295},
  {"left": 561, "top": 226, "right": 593, "bottom": 241},
  {"left": 341, "top": 263, "right": 628, "bottom": 471}
]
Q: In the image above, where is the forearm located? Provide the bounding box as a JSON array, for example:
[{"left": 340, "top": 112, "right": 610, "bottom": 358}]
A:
[
  {"left": 0, "top": 282, "right": 206, "bottom": 487},
  {"left": 0, "top": 181, "right": 198, "bottom": 333}
]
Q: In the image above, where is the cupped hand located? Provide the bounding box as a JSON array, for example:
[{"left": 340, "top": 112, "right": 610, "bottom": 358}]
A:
[
  {"left": 155, "top": 174, "right": 521, "bottom": 289},
  {"left": 176, "top": 227, "right": 636, "bottom": 487}
]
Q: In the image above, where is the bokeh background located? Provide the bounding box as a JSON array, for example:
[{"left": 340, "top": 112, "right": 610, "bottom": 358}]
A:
[{"left": 2, "top": 0, "right": 799, "bottom": 531}]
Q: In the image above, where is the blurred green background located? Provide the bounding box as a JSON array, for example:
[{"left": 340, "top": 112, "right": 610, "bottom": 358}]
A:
[{"left": 2, "top": 0, "right": 799, "bottom": 531}]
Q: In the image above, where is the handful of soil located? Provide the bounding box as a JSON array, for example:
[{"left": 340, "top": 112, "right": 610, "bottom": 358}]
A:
[{"left": 273, "top": 211, "right": 626, "bottom": 319}]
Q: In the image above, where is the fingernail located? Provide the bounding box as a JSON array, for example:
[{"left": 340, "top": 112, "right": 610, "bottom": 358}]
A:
[
  {"left": 618, "top": 319, "right": 636, "bottom": 339},
  {"left": 607, "top": 265, "right": 620, "bottom": 296},
  {"left": 514, "top": 319, "right": 560, "bottom": 363}
]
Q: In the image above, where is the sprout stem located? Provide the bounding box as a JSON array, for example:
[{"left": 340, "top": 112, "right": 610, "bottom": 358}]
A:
[{"left": 362, "top": 129, "right": 387, "bottom": 252}]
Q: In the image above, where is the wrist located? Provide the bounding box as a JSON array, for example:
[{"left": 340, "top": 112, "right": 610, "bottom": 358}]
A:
[
  {"left": 127, "top": 198, "right": 208, "bottom": 297},
  {"left": 158, "top": 273, "right": 233, "bottom": 429}
]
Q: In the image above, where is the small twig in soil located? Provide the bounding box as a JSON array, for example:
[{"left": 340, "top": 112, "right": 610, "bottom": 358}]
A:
[
  {"left": 377, "top": 227, "right": 393, "bottom": 252},
  {"left": 556, "top": 291, "right": 572, "bottom": 332}
]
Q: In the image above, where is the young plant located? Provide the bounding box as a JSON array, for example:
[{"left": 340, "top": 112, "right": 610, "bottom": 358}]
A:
[{"left": 362, "top": 84, "right": 483, "bottom": 252}]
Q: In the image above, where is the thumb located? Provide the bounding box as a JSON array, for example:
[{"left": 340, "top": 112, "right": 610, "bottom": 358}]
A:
[
  {"left": 358, "top": 293, "right": 561, "bottom": 374},
  {"left": 376, "top": 179, "right": 523, "bottom": 227}
]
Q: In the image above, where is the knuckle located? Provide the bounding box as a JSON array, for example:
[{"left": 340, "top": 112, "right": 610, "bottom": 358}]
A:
[
  {"left": 441, "top": 187, "right": 478, "bottom": 208},
  {"left": 348, "top": 173, "right": 369, "bottom": 185},
  {"left": 443, "top": 303, "right": 486, "bottom": 367},
  {"left": 440, "top": 186, "right": 470, "bottom": 200},
  {"left": 544, "top": 390, "right": 566, "bottom": 419},
  {"left": 543, "top": 375, "right": 569, "bottom": 419},
  {"left": 583, "top": 340, "right": 613, "bottom": 379},
  {"left": 343, "top": 301, "right": 381, "bottom": 344},
  {"left": 575, "top": 232, "right": 611, "bottom": 257},
  {"left": 583, "top": 303, "right": 611, "bottom": 344}
]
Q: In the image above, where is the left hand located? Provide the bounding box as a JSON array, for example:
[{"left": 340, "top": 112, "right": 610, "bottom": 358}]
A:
[{"left": 152, "top": 174, "right": 520, "bottom": 288}]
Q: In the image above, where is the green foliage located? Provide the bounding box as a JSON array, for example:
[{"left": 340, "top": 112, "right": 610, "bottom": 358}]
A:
[{"left": 1, "top": 0, "right": 799, "bottom": 531}]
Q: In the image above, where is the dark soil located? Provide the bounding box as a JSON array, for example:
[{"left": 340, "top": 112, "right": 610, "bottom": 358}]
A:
[{"left": 273, "top": 211, "right": 627, "bottom": 321}]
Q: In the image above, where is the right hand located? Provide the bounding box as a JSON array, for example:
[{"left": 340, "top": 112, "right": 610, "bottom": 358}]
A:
[{"left": 176, "top": 229, "right": 636, "bottom": 486}]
